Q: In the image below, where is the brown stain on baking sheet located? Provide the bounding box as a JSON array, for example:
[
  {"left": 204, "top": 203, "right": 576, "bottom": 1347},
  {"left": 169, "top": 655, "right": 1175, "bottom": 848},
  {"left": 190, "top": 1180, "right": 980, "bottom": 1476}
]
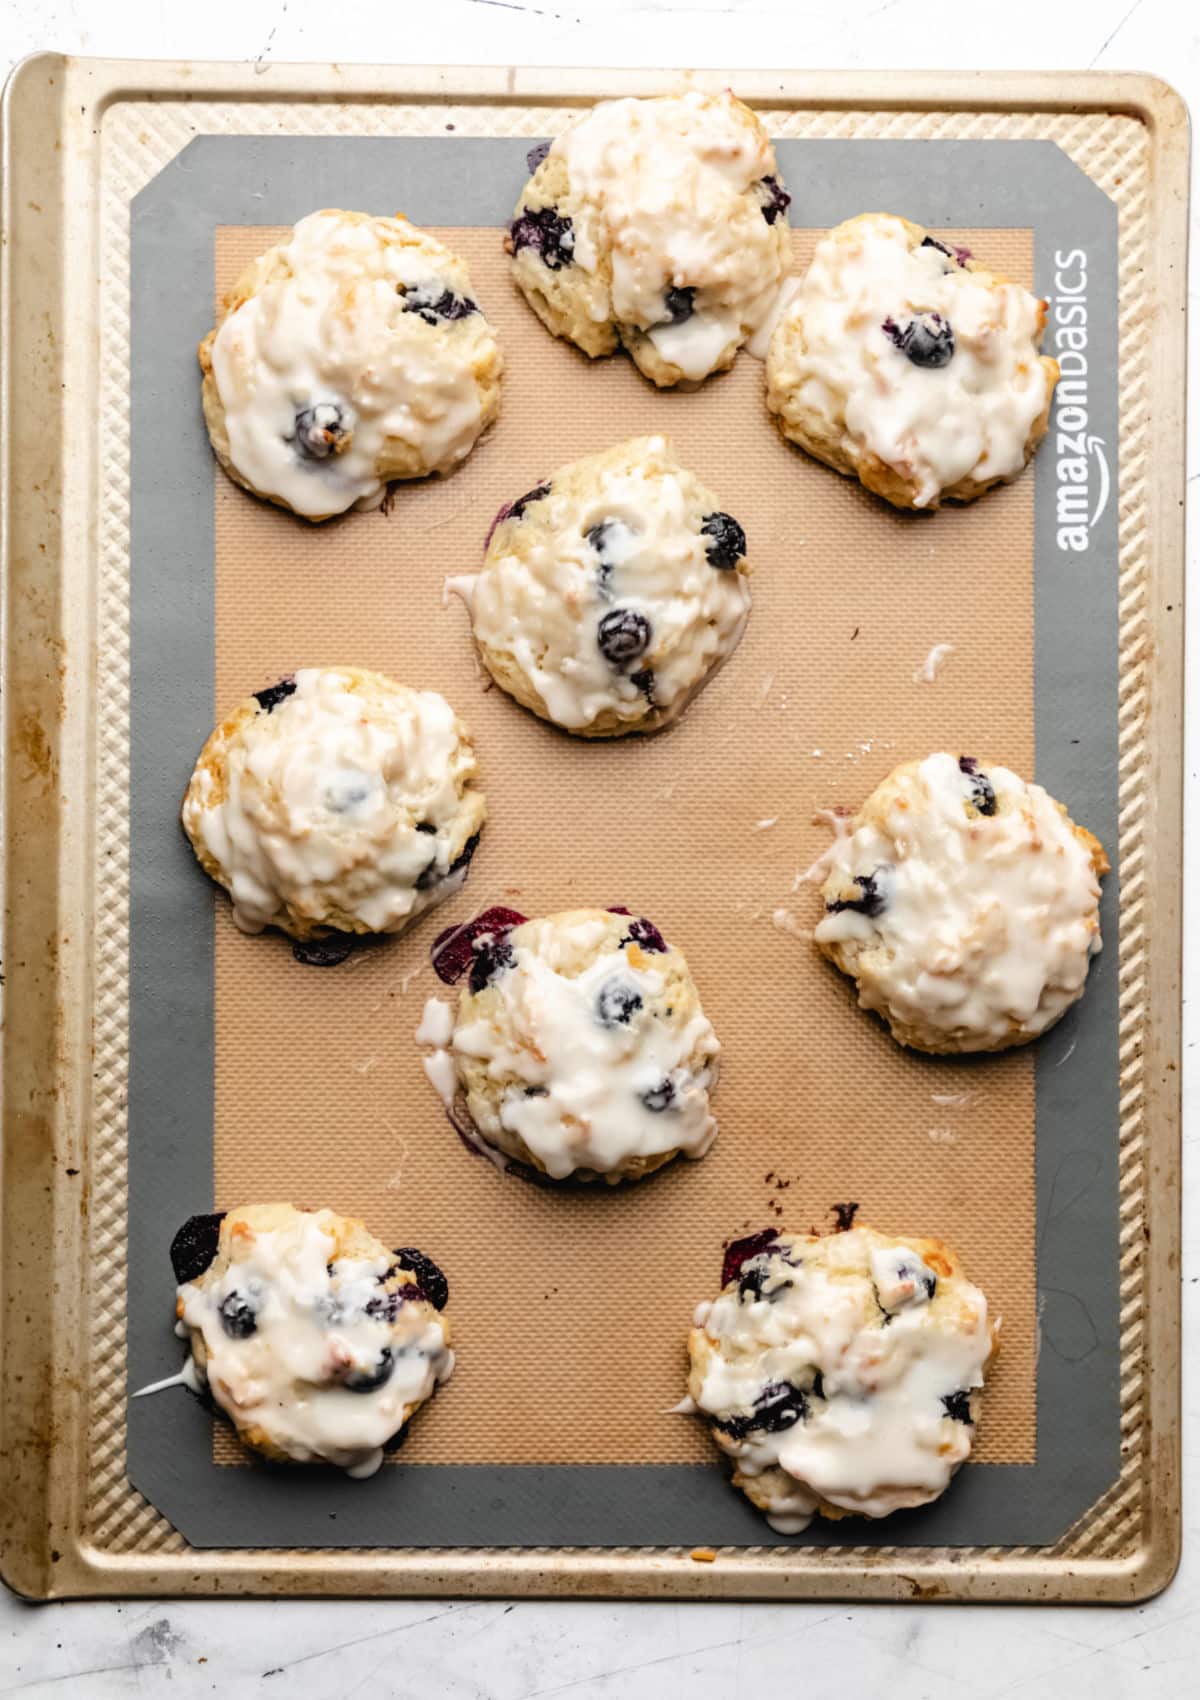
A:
[{"left": 207, "top": 224, "right": 1038, "bottom": 1470}]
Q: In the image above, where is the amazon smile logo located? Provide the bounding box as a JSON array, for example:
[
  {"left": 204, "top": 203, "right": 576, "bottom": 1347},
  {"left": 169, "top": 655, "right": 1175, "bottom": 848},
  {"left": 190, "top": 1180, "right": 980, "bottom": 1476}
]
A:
[{"left": 1049, "top": 249, "right": 1110, "bottom": 553}]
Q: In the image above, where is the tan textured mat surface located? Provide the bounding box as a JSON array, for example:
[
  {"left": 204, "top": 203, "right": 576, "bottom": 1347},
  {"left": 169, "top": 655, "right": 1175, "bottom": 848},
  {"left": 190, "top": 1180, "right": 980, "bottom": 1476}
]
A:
[{"left": 210, "top": 223, "right": 1036, "bottom": 1468}]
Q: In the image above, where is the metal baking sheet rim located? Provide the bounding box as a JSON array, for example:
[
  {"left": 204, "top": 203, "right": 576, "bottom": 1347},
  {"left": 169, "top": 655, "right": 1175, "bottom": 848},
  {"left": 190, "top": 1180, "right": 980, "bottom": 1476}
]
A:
[{"left": 0, "top": 56, "right": 1186, "bottom": 1603}]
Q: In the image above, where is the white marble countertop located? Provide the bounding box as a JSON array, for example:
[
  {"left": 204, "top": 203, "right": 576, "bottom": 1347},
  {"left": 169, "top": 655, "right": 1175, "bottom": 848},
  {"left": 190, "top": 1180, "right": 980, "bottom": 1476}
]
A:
[{"left": 1, "top": 1, "right": 1195, "bottom": 1692}]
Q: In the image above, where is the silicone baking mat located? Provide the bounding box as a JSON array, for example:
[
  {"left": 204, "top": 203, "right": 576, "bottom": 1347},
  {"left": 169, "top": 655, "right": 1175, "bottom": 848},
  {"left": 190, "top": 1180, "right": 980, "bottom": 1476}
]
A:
[
  {"left": 0, "top": 59, "right": 1183, "bottom": 1601},
  {"left": 127, "top": 137, "right": 1113, "bottom": 1549}
]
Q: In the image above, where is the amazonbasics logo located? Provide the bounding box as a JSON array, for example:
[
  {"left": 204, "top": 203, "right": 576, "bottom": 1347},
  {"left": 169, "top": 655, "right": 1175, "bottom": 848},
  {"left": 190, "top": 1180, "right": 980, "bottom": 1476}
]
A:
[{"left": 1051, "top": 249, "right": 1111, "bottom": 553}]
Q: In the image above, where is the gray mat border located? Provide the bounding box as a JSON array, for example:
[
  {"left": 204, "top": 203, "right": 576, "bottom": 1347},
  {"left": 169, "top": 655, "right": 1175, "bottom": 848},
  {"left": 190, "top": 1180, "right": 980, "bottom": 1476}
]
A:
[{"left": 127, "top": 135, "right": 1120, "bottom": 1549}]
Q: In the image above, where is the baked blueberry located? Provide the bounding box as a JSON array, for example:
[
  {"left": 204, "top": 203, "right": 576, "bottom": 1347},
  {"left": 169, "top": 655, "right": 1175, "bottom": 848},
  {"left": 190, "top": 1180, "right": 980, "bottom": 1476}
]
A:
[
  {"left": 958, "top": 757, "right": 997, "bottom": 817},
  {"left": 630, "top": 667, "right": 655, "bottom": 702},
  {"left": 342, "top": 1348, "right": 395, "bottom": 1393},
  {"left": 825, "top": 870, "right": 887, "bottom": 919},
  {"left": 831, "top": 1201, "right": 860, "bottom": 1232},
  {"left": 920, "top": 235, "right": 971, "bottom": 269},
  {"left": 757, "top": 175, "right": 792, "bottom": 226},
  {"left": 431, "top": 905, "right": 527, "bottom": 985},
  {"left": 508, "top": 483, "right": 551, "bottom": 522},
  {"left": 253, "top": 677, "right": 297, "bottom": 714},
  {"left": 663, "top": 286, "right": 695, "bottom": 324},
  {"left": 390, "top": 1247, "right": 450, "bottom": 1311},
  {"left": 941, "top": 1389, "right": 974, "bottom": 1424},
  {"left": 509, "top": 205, "right": 576, "bottom": 271},
  {"left": 218, "top": 1291, "right": 258, "bottom": 1339},
  {"left": 292, "top": 401, "right": 349, "bottom": 460},
  {"left": 169, "top": 1212, "right": 227, "bottom": 1285},
  {"left": 416, "top": 828, "right": 481, "bottom": 892},
  {"left": 717, "top": 1380, "right": 808, "bottom": 1440},
  {"left": 721, "top": 1229, "right": 779, "bottom": 1289},
  {"left": 620, "top": 916, "right": 667, "bottom": 954},
  {"left": 469, "top": 935, "right": 516, "bottom": 995},
  {"left": 882, "top": 312, "right": 955, "bottom": 369},
  {"left": 400, "top": 284, "right": 478, "bottom": 325},
  {"left": 595, "top": 977, "right": 644, "bottom": 1028},
  {"left": 292, "top": 935, "right": 355, "bottom": 967},
  {"left": 641, "top": 1078, "right": 675, "bottom": 1112},
  {"left": 597, "top": 608, "right": 651, "bottom": 668},
  {"left": 526, "top": 140, "right": 551, "bottom": 172},
  {"left": 700, "top": 512, "right": 746, "bottom": 570}
]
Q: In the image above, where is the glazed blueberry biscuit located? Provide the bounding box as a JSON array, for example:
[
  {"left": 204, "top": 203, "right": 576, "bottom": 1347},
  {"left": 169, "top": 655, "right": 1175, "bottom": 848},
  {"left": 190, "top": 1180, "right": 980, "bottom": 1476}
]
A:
[
  {"left": 181, "top": 666, "right": 487, "bottom": 941},
  {"left": 508, "top": 92, "right": 791, "bottom": 386},
  {"left": 688, "top": 1224, "right": 997, "bottom": 1533},
  {"left": 171, "top": 1204, "right": 453, "bottom": 1475},
  {"left": 449, "top": 436, "right": 751, "bottom": 736},
  {"left": 423, "top": 906, "right": 721, "bottom": 1182},
  {"left": 814, "top": 753, "right": 1108, "bottom": 1053},
  {"left": 199, "top": 209, "right": 503, "bottom": 520},
  {"left": 766, "top": 213, "right": 1058, "bottom": 509}
]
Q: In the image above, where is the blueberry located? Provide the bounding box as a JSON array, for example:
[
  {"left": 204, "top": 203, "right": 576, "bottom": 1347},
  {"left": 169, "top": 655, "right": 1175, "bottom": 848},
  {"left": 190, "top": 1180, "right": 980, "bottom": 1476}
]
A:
[
  {"left": 416, "top": 827, "right": 481, "bottom": 892},
  {"left": 595, "top": 977, "right": 643, "bottom": 1028},
  {"left": 717, "top": 1381, "right": 809, "bottom": 1441},
  {"left": 597, "top": 608, "right": 651, "bottom": 668},
  {"left": 620, "top": 916, "right": 667, "bottom": 954},
  {"left": 751, "top": 1381, "right": 809, "bottom": 1433},
  {"left": 431, "top": 906, "right": 527, "bottom": 986},
  {"left": 811, "top": 1369, "right": 825, "bottom": 1401},
  {"left": 292, "top": 936, "right": 355, "bottom": 967},
  {"left": 508, "top": 483, "right": 551, "bottom": 522},
  {"left": 446, "top": 831, "right": 482, "bottom": 878},
  {"left": 736, "top": 1257, "right": 780, "bottom": 1303},
  {"left": 958, "top": 757, "right": 996, "bottom": 817},
  {"left": 882, "top": 312, "right": 955, "bottom": 369},
  {"left": 630, "top": 668, "right": 656, "bottom": 703},
  {"left": 720, "top": 1229, "right": 779, "bottom": 1289},
  {"left": 342, "top": 1348, "right": 395, "bottom": 1394},
  {"left": 663, "top": 286, "right": 695, "bottom": 324},
  {"left": 825, "top": 870, "right": 887, "bottom": 919},
  {"left": 700, "top": 512, "right": 746, "bottom": 570},
  {"left": 757, "top": 175, "right": 791, "bottom": 226},
  {"left": 919, "top": 235, "right": 970, "bottom": 271},
  {"left": 586, "top": 520, "right": 615, "bottom": 557},
  {"left": 831, "top": 1201, "right": 860, "bottom": 1233},
  {"left": 391, "top": 1248, "right": 450, "bottom": 1311},
  {"left": 400, "top": 284, "right": 478, "bottom": 325},
  {"left": 526, "top": 140, "right": 551, "bottom": 173},
  {"left": 509, "top": 205, "right": 575, "bottom": 271},
  {"left": 292, "top": 402, "right": 348, "bottom": 460},
  {"left": 219, "top": 1291, "right": 257, "bottom": 1339},
  {"left": 253, "top": 677, "right": 297, "bottom": 714},
  {"left": 941, "top": 1390, "right": 974, "bottom": 1425},
  {"left": 641, "top": 1079, "right": 675, "bottom": 1112},
  {"left": 921, "top": 236, "right": 973, "bottom": 265},
  {"left": 169, "top": 1212, "right": 226, "bottom": 1285},
  {"left": 469, "top": 935, "right": 515, "bottom": 995}
]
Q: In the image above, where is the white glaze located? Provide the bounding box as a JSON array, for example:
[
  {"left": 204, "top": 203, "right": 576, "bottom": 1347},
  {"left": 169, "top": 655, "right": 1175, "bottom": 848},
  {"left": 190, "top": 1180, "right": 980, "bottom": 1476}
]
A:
[
  {"left": 691, "top": 1228, "right": 993, "bottom": 1527},
  {"left": 450, "top": 911, "right": 720, "bottom": 1180},
  {"left": 131, "top": 1364, "right": 202, "bottom": 1399},
  {"left": 814, "top": 753, "right": 1104, "bottom": 1049},
  {"left": 415, "top": 996, "right": 455, "bottom": 1048},
  {"left": 456, "top": 436, "right": 751, "bottom": 733},
  {"left": 183, "top": 668, "right": 483, "bottom": 937},
  {"left": 178, "top": 1209, "right": 451, "bottom": 1474},
  {"left": 914, "top": 642, "right": 955, "bottom": 683},
  {"left": 210, "top": 210, "right": 498, "bottom": 517},
  {"left": 552, "top": 92, "right": 787, "bottom": 379},
  {"left": 768, "top": 214, "right": 1053, "bottom": 506}
]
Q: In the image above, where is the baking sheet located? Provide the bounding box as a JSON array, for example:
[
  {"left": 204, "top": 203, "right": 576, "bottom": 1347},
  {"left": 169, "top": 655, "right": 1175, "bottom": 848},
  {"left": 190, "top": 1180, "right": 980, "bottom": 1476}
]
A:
[{"left": 0, "top": 59, "right": 1185, "bottom": 1600}]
